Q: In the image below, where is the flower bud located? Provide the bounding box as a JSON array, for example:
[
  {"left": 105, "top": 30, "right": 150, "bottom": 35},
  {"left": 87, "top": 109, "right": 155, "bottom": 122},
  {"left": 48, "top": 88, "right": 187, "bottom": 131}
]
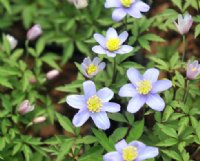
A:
[
  {"left": 186, "top": 60, "right": 200, "bottom": 80},
  {"left": 29, "top": 77, "right": 37, "bottom": 84},
  {"left": 27, "top": 24, "right": 42, "bottom": 41},
  {"left": 32, "top": 116, "right": 46, "bottom": 124},
  {"left": 174, "top": 13, "right": 193, "bottom": 35},
  {"left": 70, "top": 0, "right": 88, "bottom": 9},
  {"left": 6, "top": 34, "right": 18, "bottom": 50},
  {"left": 46, "top": 70, "right": 59, "bottom": 80},
  {"left": 18, "top": 100, "right": 35, "bottom": 115}
]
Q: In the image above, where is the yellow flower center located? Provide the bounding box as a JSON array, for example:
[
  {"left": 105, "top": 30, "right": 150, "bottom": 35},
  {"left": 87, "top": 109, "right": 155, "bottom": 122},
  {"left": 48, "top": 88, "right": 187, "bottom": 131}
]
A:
[
  {"left": 87, "top": 64, "right": 98, "bottom": 75},
  {"left": 191, "top": 67, "right": 197, "bottom": 72},
  {"left": 106, "top": 38, "right": 120, "bottom": 51},
  {"left": 87, "top": 95, "right": 102, "bottom": 113},
  {"left": 123, "top": 146, "right": 138, "bottom": 161},
  {"left": 120, "top": 0, "right": 134, "bottom": 7},
  {"left": 136, "top": 80, "right": 152, "bottom": 95}
]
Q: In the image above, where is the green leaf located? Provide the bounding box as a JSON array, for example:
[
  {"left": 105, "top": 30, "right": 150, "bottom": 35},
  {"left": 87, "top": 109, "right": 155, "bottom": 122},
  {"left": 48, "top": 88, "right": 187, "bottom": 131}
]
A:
[
  {"left": 77, "top": 135, "right": 97, "bottom": 144},
  {"left": 109, "top": 127, "right": 128, "bottom": 143},
  {"left": 0, "top": 77, "right": 13, "bottom": 89},
  {"left": 36, "top": 38, "right": 45, "bottom": 56},
  {"left": 0, "top": 0, "right": 11, "bottom": 14},
  {"left": 56, "top": 113, "right": 74, "bottom": 134},
  {"left": 127, "top": 119, "right": 144, "bottom": 142},
  {"left": 156, "top": 138, "right": 178, "bottom": 147},
  {"left": 92, "top": 128, "right": 114, "bottom": 152},
  {"left": 162, "top": 150, "right": 182, "bottom": 161},
  {"left": 141, "top": 34, "right": 165, "bottom": 42},
  {"left": 157, "top": 124, "right": 178, "bottom": 138},
  {"left": 107, "top": 113, "right": 128, "bottom": 123},
  {"left": 195, "top": 24, "right": 200, "bottom": 38},
  {"left": 56, "top": 139, "right": 74, "bottom": 161},
  {"left": 138, "top": 37, "right": 151, "bottom": 51},
  {"left": 171, "top": 0, "right": 182, "bottom": 11},
  {"left": 62, "top": 41, "right": 74, "bottom": 65}
]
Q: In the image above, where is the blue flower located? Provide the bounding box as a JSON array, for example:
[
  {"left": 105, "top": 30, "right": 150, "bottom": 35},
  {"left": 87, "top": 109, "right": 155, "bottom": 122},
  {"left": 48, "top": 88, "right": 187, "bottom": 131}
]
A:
[
  {"left": 66, "top": 81, "right": 120, "bottom": 130},
  {"left": 119, "top": 68, "right": 172, "bottom": 113},
  {"left": 105, "top": 0, "right": 150, "bottom": 22},
  {"left": 81, "top": 57, "right": 106, "bottom": 78},
  {"left": 92, "top": 27, "right": 133, "bottom": 57},
  {"left": 103, "top": 139, "right": 159, "bottom": 161}
]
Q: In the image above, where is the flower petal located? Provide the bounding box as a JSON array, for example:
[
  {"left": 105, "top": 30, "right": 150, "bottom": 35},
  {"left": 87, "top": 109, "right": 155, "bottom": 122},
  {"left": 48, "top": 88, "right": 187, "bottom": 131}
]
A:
[
  {"left": 101, "top": 102, "right": 120, "bottom": 113},
  {"left": 112, "top": 8, "right": 127, "bottom": 22},
  {"left": 106, "top": 27, "right": 118, "bottom": 39},
  {"left": 116, "top": 45, "right": 133, "bottom": 54},
  {"left": 127, "top": 95, "right": 146, "bottom": 113},
  {"left": 126, "top": 7, "right": 142, "bottom": 19},
  {"left": 92, "top": 57, "right": 100, "bottom": 66},
  {"left": 143, "top": 68, "right": 159, "bottom": 83},
  {"left": 91, "top": 112, "right": 110, "bottom": 130},
  {"left": 118, "top": 83, "right": 138, "bottom": 97},
  {"left": 83, "top": 81, "right": 96, "bottom": 99},
  {"left": 151, "top": 80, "right": 172, "bottom": 93},
  {"left": 66, "top": 95, "right": 86, "bottom": 109},
  {"left": 104, "top": 0, "right": 121, "bottom": 8},
  {"left": 103, "top": 151, "right": 122, "bottom": 161},
  {"left": 72, "top": 109, "right": 90, "bottom": 127},
  {"left": 115, "top": 139, "right": 128, "bottom": 152},
  {"left": 98, "top": 62, "right": 106, "bottom": 70},
  {"left": 119, "top": 31, "right": 128, "bottom": 44},
  {"left": 137, "top": 146, "right": 159, "bottom": 161},
  {"left": 94, "top": 34, "right": 106, "bottom": 48},
  {"left": 127, "top": 68, "right": 142, "bottom": 86},
  {"left": 82, "top": 57, "right": 91, "bottom": 66},
  {"left": 106, "top": 51, "right": 116, "bottom": 57},
  {"left": 128, "top": 141, "right": 146, "bottom": 150},
  {"left": 92, "top": 45, "right": 106, "bottom": 54},
  {"left": 134, "top": 1, "right": 150, "bottom": 12},
  {"left": 97, "top": 87, "right": 114, "bottom": 102},
  {"left": 146, "top": 94, "right": 165, "bottom": 111}
]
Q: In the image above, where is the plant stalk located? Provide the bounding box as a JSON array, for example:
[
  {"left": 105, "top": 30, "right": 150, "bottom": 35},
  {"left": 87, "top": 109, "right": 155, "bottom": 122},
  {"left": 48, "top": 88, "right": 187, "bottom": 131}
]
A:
[{"left": 182, "top": 35, "right": 186, "bottom": 62}]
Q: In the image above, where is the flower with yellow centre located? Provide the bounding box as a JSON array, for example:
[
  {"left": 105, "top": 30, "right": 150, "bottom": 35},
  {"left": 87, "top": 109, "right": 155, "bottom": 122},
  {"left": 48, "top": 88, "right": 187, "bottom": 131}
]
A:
[
  {"left": 87, "top": 64, "right": 98, "bottom": 75},
  {"left": 120, "top": 0, "right": 134, "bottom": 8},
  {"left": 106, "top": 38, "right": 121, "bottom": 51},
  {"left": 123, "top": 146, "right": 138, "bottom": 161},
  {"left": 136, "top": 80, "right": 152, "bottom": 95},
  {"left": 87, "top": 95, "right": 102, "bottom": 113}
]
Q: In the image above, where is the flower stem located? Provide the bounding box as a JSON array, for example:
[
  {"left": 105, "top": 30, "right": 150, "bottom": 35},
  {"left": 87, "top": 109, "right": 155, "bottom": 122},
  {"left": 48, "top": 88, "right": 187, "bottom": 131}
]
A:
[
  {"left": 183, "top": 79, "right": 189, "bottom": 103},
  {"left": 182, "top": 35, "right": 186, "bottom": 62},
  {"left": 25, "top": 40, "right": 29, "bottom": 61},
  {"left": 112, "top": 58, "right": 117, "bottom": 83}
]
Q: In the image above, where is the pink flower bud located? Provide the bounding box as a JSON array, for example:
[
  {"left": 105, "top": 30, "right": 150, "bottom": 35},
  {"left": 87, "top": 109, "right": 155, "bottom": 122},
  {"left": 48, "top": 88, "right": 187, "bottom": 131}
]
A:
[
  {"left": 27, "top": 24, "right": 42, "bottom": 41},
  {"left": 174, "top": 13, "right": 193, "bottom": 35},
  {"left": 32, "top": 116, "right": 46, "bottom": 124},
  {"left": 18, "top": 100, "right": 35, "bottom": 115},
  {"left": 6, "top": 34, "right": 18, "bottom": 50},
  {"left": 29, "top": 77, "right": 37, "bottom": 84},
  {"left": 46, "top": 70, "right": 59, "bottom": 80},
  {"left": 186, "top": 60, "right": 200, "bottom": 80}
]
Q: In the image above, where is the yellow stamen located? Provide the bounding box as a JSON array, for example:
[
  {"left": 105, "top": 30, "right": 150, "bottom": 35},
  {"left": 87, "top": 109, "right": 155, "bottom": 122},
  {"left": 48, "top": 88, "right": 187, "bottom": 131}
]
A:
[
  {"left": 191, "top": 67, "right": 197, "bottom": 72},
  {"left": 87, "top": 95, "right": 102, "bottom": 113},
  {"left": 106, "top": 38, "right": 120, "bottom": 51},
  {"left": 136, "top": 80, "right": 152, "bottom": 95},
  {"left": 123, "top": 146, "right": 138, "bottom": 161},
  {"left": 120, "top": 0, "right": 134, "bottom": 7},
  {"left": 87, "top": 64, "right": 98, "bottom": 75}
]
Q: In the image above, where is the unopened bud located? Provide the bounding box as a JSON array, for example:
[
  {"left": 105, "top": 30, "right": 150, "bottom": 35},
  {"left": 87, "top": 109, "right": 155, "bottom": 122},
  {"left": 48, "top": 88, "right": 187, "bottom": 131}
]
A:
[
  {"left": 27, "top": 24, "right": 42, "bottom": 41},
  {"left": 6, "top": 34, "right": 18, "bottom": 50},
  {"left": 18, "top": 100, "right": 34, "bottom": 115},
  {"left": 46, "top": 70, "right": 59, "bottom": 80},
  {"left": 32, "top": 116, "right": 46, "bottom": 124}
]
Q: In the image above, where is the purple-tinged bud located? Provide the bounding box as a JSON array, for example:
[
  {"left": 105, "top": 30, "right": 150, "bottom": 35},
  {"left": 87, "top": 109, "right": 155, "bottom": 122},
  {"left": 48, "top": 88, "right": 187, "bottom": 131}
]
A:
[
  {"left": 27, "top": 24, "right": 42, "bottom": 41},
  {"left": 29, "top": 77, "right": 37, "bottom": 84},
  {"left": 6, "top": 34, "right": 18, "bottom": 50},
  {"left": 32, "top": 116, "right": 46, "bottom": 124},
  {"left": 18, "top": 100, "right": 35, "bottom": 115},
  {"left": 46, "top": 70, "right": 59, "bottom": 80},
  {"left": 186, "top": 60, "right": 200, "bottom": 80},
  {"left": 174, "top": 13, "right": 193, "bottom": 35}
]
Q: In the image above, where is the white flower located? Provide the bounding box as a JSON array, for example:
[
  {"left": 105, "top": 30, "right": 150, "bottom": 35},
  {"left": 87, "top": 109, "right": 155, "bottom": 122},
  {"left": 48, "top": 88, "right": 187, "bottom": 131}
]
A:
[
  {"left": 46, "top": 70, "right": 59, "bottom": 80},
  {"left": 18, "top": 100, "right": 35, "bottom": 115},
  {"left": 68, "top": 0, "right": 88, "bottom": 9},
  {"left": 174, "top": 13, "right": 193, "bottom": 35},
  {"left": 27, "top": 24, "right": 42, "bottom": 41}
]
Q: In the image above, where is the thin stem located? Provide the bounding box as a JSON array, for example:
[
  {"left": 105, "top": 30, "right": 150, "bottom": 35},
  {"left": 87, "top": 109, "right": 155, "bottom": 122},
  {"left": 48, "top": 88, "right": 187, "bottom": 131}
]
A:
[
  {"left": 125, "top": 15, "right": 128, "bottom": 31},
  {"left": 112, "top": 58, "right": 117, "bottom": 83},
  {"left": 183, "top": 79, "right": 189, "bottom": 103},
  {"left": 25, "top": 40, "right": 29, "bottom": 61},
  {"left": 181, "top": 35, "right": 186, "bottom": 62}
]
